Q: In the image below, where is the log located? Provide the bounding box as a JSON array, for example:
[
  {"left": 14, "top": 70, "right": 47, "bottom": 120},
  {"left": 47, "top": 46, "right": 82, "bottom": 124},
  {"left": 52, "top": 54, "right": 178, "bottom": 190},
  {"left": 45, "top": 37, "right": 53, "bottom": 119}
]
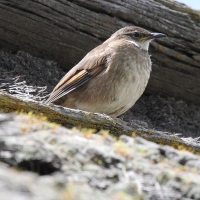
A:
[{"left": 0, "top": 0, "right": 200, "bottom": 104}]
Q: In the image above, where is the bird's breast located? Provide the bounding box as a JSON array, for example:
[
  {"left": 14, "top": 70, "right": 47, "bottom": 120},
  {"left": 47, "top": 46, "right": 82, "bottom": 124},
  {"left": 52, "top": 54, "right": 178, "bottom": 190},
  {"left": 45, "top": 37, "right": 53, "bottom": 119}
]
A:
[
  {"left": 103, "top": 49, "right": 151, "bottom": 116},
  {"left": 72, "top": 44, "right": 152, "bottom": 117}
]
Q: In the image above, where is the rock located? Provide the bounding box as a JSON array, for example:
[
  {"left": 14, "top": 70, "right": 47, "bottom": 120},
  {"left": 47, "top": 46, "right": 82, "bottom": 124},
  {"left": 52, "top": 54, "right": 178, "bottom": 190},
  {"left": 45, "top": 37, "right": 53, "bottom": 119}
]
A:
[{"left": 0, "top": 113, "right": 200, "bottom": 199}]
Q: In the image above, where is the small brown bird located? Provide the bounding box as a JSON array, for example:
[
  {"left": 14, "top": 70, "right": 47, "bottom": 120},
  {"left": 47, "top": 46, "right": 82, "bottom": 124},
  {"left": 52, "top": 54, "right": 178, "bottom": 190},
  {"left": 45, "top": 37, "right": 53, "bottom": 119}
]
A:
[{"left": 46, "top": 26, "right": 166, "bottom": 117}]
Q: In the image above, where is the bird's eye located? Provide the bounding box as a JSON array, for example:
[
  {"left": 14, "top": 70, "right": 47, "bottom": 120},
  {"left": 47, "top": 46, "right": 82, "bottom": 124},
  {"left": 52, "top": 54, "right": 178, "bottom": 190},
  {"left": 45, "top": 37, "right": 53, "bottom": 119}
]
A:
[{"left": 133, "top": 32, "right": 140, "bottom": 37}]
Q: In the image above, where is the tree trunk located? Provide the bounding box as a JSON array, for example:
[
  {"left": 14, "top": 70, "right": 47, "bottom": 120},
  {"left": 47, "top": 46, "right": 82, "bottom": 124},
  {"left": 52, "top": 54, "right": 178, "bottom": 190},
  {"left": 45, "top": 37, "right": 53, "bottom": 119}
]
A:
[{"left": 0, "top": 0, "right": 200, "bottom": 104}]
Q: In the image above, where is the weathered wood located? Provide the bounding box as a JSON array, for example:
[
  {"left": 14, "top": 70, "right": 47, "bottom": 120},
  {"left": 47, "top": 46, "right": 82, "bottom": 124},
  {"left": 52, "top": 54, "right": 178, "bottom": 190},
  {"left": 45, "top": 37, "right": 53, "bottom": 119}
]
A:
[{"left": 0, "top": 0, "right": 199, "bottom": 104}]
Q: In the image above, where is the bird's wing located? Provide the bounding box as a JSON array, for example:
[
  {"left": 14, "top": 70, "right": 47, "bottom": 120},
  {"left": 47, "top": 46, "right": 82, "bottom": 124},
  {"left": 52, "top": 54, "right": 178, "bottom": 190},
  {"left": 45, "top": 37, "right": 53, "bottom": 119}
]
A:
[{"left": 46, "top": 43, "right": 111, "bottom": 103}]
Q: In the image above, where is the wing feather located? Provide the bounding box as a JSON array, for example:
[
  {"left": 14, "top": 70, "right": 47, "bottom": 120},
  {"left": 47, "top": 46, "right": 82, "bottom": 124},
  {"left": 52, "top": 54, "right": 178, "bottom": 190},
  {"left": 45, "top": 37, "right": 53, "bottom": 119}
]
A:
[
  {"left": 46, "top": 59, "right": 107, "bottom": 103},
  {"left": 45, "top": 39, "right": 114, "bottom": 104},
  {"left": 46, "top": 70, "right": 89, "bottom": 103}
]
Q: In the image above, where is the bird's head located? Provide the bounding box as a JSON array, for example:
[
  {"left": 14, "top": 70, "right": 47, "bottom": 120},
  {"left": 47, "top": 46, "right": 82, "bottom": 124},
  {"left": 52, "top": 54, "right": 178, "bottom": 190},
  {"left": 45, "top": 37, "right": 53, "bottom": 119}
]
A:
[{"left": 111, "top": 26, "right": 166, "bottom": 51}]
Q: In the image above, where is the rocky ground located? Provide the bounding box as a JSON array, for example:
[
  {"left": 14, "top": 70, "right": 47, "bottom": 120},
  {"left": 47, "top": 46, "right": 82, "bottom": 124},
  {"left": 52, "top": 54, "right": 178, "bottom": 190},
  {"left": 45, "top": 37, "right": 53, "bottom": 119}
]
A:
[{"left": 0, "top": 113, "right": 200, "bottom": 200}]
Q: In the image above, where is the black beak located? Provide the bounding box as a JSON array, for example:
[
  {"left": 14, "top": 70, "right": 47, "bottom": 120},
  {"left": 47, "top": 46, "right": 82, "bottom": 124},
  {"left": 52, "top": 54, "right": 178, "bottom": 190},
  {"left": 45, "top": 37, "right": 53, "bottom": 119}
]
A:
[{"left": 149, "top": 33, "right": 166, "bottom": 39}]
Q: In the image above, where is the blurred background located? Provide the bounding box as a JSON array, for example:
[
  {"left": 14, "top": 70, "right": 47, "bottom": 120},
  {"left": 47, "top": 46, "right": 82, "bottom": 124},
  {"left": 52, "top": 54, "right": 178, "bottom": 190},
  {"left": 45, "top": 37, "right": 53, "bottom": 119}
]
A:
[{"left": 177, "top": 0, "right": 200, "bottom": 10}]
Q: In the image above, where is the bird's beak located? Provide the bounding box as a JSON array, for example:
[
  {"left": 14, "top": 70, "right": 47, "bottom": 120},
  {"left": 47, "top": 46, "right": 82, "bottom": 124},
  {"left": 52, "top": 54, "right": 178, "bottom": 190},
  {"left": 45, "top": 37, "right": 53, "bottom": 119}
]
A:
[
  {"left": 149, "top": 33, "right": 166, "bottom": 39},
  {"left": 140, "top": 33, "right": 166, "bottom": 42}
]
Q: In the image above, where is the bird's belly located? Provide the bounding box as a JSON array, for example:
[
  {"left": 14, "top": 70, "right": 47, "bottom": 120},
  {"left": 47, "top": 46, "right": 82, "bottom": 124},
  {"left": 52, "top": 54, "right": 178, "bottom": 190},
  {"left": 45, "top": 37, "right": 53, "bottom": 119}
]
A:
[
  {"left": 106, "top": 72, "right": 149, "bottom": 116},
  {"left": 73, "top": 59, "right": 151, "bottom": 116}
]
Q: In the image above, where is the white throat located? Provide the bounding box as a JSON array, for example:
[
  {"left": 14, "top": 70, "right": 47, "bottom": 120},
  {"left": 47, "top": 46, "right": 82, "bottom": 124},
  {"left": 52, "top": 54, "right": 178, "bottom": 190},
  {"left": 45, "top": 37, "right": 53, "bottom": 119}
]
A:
[
  {"left": 137, "top": 40, "right": 151, "bottom": 51},
  {"left": 128, "top": 40, "right": 151, "bottom": 51}
]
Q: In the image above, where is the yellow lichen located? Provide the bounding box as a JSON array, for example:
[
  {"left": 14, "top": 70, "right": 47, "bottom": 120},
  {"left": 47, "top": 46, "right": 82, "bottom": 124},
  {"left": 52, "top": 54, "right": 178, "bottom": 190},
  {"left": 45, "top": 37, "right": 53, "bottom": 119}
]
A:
[
  {"left": 114, "top": 140, "right": 132, "bottom": 158},
  {"left": 176, "top": 53, "right": 181, "bottom": 59},
  {"left": 157, "top": 45, "right": 163, "bottom": 51}
]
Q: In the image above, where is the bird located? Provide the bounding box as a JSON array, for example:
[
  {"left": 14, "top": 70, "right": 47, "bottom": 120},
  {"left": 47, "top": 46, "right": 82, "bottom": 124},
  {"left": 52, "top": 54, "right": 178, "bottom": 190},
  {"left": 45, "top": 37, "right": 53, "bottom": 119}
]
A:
[{"left": 46, "top": 26, "right": 166, "bottom": 117}]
